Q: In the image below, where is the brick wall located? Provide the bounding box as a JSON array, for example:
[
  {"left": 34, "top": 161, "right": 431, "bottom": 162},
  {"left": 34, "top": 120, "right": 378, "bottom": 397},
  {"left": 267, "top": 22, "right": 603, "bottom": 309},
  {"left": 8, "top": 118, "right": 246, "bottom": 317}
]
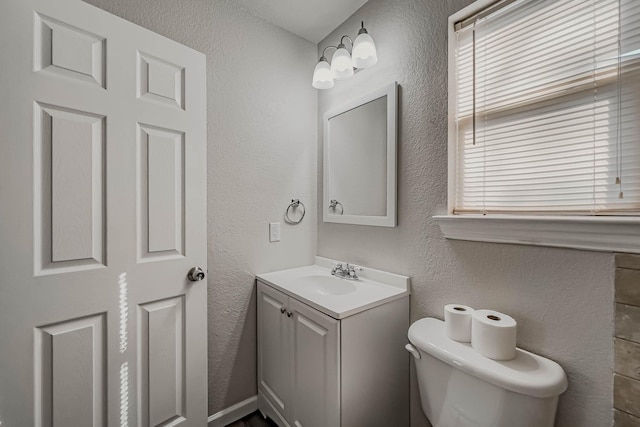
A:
[{"left": 615, "top": 254, "right": 640, "bottom": 426}]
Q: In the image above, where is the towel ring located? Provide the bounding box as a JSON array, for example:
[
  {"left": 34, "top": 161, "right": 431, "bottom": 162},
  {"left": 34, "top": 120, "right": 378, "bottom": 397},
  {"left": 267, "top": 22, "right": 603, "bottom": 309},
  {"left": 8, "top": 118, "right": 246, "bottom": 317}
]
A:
[
  {"left": 329, "top": 199, "right": 344, "bottom": 215},
  {"left": 285, "top": 199, "right": 305, "bottom": 224}
]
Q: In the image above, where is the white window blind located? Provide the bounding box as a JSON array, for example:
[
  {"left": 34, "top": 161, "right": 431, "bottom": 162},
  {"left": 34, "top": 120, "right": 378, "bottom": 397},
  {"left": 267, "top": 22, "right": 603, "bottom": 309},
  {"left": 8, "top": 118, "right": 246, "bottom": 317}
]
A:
[{"left": 453, "top": 0, "right": 640, "bottom": 215}]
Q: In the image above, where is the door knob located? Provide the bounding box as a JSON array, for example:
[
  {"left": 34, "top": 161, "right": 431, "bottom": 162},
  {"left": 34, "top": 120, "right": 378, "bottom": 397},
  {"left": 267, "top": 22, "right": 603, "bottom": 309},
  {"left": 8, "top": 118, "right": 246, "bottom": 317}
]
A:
[{"left": 187, "top": 267, "right": 205, "bottom": 282}]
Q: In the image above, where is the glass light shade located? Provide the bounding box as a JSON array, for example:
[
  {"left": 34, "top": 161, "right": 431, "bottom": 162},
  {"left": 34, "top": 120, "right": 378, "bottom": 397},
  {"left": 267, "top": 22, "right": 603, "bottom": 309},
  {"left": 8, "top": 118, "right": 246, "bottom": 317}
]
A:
[
  {"left": 312, "top": 59, "right": 334, "bottom": 89},
  {"left": 352, "top": 32, "right": 378, "bottom": 69},
  {"left": 331, "top": 47, "right": 354, "bottom": 80}
]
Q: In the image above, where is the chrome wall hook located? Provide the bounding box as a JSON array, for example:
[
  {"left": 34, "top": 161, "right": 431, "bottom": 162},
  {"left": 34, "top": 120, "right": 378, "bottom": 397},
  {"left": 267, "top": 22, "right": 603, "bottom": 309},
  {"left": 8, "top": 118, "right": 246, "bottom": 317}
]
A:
[{"left": 329, "top": 199, "right": 344, "bottom": 215}]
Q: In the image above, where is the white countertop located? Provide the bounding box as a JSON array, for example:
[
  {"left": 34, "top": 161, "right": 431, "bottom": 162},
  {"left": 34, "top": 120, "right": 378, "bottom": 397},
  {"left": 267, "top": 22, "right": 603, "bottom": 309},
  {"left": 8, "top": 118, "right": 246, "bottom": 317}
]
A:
[{"left": 256, "top": 257, "right": 410, "bottom": 319}]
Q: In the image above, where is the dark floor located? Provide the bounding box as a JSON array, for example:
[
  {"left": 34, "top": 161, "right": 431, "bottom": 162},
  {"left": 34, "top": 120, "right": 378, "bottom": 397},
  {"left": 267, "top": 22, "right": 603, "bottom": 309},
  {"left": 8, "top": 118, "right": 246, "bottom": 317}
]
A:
[{"left": 226, "top": 411, "right": 278, "bottom": 427}]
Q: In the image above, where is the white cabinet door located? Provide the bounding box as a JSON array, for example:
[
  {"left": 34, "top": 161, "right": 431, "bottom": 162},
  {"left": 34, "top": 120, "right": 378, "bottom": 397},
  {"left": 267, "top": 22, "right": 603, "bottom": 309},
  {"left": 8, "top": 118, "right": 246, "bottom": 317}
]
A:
[
  {"left": 0, "top": 0, "right": 207, "bottom": 426},
  {"left": 257, "top": 282, "right": 291, "bottom": 420},
  {"left": 288, "top": 299, "right": 340, "bottom": 427}
]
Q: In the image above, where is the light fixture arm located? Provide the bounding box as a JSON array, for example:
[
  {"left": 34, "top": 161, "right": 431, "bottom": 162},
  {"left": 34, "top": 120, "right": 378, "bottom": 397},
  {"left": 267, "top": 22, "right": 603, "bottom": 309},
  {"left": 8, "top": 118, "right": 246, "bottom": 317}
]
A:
[
  {"left": 320, "top": 45, "right": 338, "bottom": 61},
  {"left": 357, "top": 21, "right": 368, "bottom": 35},
  {"left": 339, "top": 35, "right": 354, "bottom": 49}
]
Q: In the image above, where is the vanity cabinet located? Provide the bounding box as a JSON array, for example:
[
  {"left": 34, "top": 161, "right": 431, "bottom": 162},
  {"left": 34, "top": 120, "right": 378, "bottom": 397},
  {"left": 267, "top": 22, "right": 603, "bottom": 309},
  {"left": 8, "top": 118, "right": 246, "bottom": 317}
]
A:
[
  {"left": 258, "top": 282, "right": 339, "bottom": 427},
  {"left": 257, "top": 279, "right": 409, "bottom": 427}
]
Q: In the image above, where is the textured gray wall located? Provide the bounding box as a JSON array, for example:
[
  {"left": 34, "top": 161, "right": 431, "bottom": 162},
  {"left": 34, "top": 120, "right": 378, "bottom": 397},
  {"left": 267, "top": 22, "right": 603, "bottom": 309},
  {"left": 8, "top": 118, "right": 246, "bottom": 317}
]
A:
[
  {"left": 80, "top": 0, "right": 615, "bottom": 424},
  {"left": 317, "top": 0, "right": 615, "bottom": 426},
  {"left": 83, "top": 0, "right": 318, "bottom": 415}
]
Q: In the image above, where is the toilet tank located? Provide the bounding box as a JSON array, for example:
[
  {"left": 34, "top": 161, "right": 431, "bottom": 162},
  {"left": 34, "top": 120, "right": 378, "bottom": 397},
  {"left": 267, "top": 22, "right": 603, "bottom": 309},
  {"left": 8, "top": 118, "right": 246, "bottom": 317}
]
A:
[{"left": 408, "top": 318, "right": 567, "bottom": 427}]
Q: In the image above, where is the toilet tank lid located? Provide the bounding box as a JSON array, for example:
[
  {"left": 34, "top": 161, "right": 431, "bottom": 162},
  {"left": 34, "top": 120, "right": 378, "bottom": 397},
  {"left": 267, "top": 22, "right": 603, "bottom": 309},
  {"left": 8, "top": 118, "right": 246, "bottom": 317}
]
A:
[{"left": 408, "top": 318, "right": 568, "bottom": 399}]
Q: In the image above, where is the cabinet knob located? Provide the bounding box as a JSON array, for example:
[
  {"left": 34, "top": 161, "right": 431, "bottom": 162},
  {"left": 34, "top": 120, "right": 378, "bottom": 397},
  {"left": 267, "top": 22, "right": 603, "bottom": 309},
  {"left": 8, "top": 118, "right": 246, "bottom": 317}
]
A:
[
  {"left": 280, "top": 307, "right": 286, "bottom": 314},
  {"left": 287, "top": 311, "right": 293, "bottom": 317}
]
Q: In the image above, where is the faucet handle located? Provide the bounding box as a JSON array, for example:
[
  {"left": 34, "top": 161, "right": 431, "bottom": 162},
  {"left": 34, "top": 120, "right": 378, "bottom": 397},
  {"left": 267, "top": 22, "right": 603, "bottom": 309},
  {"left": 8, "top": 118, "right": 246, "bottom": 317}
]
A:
[
  {"left": 345, "top": 263, "right": 362, "bottom": 279},
  {"left": 345, "top": 263, "right": 362, "bottom": 272},
  {"left": 331, "top": 261, "right": 349, "bottom": 270},
  {"left": 331, "top": 262, "right": 343, "bottom": 275}
]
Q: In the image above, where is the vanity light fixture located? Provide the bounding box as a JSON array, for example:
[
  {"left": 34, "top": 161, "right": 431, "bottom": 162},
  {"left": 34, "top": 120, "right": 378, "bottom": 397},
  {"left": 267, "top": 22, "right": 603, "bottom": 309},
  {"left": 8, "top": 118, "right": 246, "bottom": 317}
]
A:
[{"left": 312, "top": 21, "right": 378, "bottom": 90}]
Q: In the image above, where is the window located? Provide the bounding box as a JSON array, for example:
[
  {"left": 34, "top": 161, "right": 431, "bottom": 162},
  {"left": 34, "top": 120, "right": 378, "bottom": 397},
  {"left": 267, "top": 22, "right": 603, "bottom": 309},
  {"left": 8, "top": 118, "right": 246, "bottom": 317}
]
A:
[
  {"left": 452, "top": 0, "right": 640, "bottom": 215},
  {"left": 436, "top": 0, "right": 640, "bottom": 253}
]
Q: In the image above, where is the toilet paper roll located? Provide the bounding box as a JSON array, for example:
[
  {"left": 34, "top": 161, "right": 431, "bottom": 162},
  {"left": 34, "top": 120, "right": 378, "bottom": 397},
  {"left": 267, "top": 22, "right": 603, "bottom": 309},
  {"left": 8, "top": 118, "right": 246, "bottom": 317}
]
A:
[
  {"left": 471, "top": 309, "right": 517, "bottom": 361},
  {"left": 444, "top": 304, "right": 475, "bottom": 342}
]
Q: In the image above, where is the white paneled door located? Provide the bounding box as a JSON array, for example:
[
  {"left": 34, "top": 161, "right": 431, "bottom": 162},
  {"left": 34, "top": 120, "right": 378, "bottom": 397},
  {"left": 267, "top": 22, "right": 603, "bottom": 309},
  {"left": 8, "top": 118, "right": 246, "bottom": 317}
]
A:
[{"left": 0, "top": 0, "right": 208, "bottom": 426}]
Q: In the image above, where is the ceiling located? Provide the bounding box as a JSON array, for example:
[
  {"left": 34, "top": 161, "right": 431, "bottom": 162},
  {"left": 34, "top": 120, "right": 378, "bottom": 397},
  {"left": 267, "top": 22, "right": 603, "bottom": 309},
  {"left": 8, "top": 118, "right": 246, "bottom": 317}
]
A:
[{"left": 235, "top": 0, "right": 369, "bottom": 44}]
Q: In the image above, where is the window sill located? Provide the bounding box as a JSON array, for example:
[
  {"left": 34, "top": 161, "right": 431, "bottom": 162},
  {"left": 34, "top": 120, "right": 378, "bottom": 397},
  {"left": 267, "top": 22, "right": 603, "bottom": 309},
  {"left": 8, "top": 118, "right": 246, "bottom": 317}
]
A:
[{"left": 433, "top": 214, "right": 640, "bottom": 254}]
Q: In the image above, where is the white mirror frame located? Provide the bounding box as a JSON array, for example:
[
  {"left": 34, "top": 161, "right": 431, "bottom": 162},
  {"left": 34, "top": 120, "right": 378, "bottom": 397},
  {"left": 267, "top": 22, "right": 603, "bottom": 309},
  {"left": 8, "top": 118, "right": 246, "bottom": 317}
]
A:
[{"left": 323, "top": 82, "right": 398, "bottom": 227}]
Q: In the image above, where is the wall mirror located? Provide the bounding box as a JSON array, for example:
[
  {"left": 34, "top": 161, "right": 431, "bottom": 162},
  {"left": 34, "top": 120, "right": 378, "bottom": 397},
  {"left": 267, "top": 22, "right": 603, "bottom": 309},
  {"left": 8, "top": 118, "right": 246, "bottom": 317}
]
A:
[{"left": 323, "top": 82, "right": 397, "bottom": 227}]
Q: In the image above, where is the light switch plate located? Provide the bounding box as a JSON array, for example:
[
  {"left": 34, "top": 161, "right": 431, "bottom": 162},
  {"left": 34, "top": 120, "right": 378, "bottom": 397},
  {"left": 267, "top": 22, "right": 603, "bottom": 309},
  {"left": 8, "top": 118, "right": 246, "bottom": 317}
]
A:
[{"left": 269, "top": 222, "right": 281, "bottom": 242}]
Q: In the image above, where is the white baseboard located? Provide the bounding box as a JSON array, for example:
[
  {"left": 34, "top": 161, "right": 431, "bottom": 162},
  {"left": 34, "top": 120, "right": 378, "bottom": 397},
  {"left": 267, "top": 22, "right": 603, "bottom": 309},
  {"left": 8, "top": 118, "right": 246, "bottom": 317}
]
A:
[{"left": 208, "top": 395, "right": 258, "bottom": 427}]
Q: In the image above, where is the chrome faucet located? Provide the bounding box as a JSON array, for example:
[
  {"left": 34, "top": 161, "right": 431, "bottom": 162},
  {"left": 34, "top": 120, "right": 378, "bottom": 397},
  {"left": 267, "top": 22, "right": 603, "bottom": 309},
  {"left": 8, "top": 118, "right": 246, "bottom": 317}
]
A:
[{"left": 331, "top": 262, "right": 361, "bottom": 280}]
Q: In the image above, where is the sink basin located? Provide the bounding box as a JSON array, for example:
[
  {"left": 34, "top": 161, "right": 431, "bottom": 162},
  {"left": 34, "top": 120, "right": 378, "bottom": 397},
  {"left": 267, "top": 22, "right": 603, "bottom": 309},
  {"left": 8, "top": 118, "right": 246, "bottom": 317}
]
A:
[
  {"left": 256, "top": 257, "right": 410, "bottom": 319},
  {"left": 304, "top": 275, "right": 357, "bottom": 295}
]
